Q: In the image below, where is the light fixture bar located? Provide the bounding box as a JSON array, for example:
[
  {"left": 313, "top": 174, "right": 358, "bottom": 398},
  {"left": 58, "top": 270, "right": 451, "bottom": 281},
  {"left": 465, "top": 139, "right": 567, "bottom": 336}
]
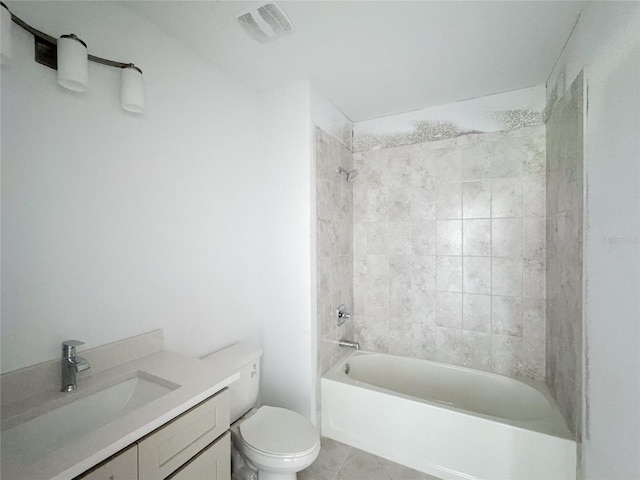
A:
[
  {"left": 1, "top": 2, "right": 137, "bottom": 70},
  {"left": 8, "top": 7, "right": 55, "bottom": 44},
  {"left": 88, "top": 54, "right": 130, "bottom": 69},
  {"left": 2, "top": 2, "right": 145, "bottom": 113}
]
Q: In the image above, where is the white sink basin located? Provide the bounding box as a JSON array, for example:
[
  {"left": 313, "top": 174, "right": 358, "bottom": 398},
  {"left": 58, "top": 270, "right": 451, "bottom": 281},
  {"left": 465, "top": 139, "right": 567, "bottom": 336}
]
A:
[{"left": 2, "top": 372, "right": 179, "bottom": 456}]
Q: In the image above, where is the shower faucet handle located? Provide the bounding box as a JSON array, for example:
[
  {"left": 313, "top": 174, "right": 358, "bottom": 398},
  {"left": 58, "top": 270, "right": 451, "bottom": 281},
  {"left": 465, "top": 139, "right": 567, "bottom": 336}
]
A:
[{"left": 336, "top": 304, "right": 351, "bottom": 326}]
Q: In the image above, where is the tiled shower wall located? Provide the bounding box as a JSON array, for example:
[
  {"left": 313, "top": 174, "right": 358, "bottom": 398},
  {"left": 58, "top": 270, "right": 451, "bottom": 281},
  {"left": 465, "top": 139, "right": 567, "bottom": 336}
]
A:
[
  {"left": 352, "top": 126, "right": 547, "bottom": 379},
  {"left": 546, "top": 72, "right": 584, "bottom": 437},
  {"left": 316, "top": 127, "right": 355, "bottom": 379}
]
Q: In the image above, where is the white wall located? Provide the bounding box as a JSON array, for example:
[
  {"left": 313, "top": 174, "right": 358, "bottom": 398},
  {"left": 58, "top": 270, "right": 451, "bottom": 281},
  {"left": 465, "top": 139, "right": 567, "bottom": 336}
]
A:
[
  {"left": 257, "top": 81, "right": 315, "bottom": 420},
  {"left": 547, "top": 3, "right": 640, "bottom": 478},
  {"left": 1, "top": 1, "right": 265, "bottom": 372},
  {"left": 311, "top": 87, "right": 353, "bottom": 149}
]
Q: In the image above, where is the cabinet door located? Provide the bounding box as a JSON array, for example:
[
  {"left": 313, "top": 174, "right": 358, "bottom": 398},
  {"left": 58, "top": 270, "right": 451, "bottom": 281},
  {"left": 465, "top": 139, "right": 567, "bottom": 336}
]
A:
[
  {"left": 138, "top": 390, "right": 229, "bottom": 480},
  {"left": 78, "top": 445, "right": 137, "bottom": 480},
  {"left": 168, "top": 432, "right": 230, "bottom": 480}
]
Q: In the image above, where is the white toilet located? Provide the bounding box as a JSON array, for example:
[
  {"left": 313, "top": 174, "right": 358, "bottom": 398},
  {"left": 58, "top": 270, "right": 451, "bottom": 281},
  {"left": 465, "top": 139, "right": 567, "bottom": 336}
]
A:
[{"left": 202, "top": 342, "right": 320, "bottom": 480}]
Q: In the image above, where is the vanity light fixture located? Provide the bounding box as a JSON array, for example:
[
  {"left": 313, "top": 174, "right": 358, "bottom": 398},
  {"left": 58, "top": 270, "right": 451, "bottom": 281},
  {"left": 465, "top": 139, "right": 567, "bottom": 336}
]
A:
[
  {"left": 57, "top": 34, "right": 89, "bottom": 92},
  {"left": 1, "top": 2, "right": 12, "bottom": 63},
  {"left": 0, "top": 2, "right": 145, "bottom": 113},
  {"left": 120, "top": 64, "right": 145, "bottom": 113}
]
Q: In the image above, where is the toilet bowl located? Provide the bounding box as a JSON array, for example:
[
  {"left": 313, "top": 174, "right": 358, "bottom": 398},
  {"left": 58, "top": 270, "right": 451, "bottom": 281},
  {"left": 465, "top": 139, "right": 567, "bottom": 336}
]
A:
[
  {"left": 231, "top": 406, "right": 320, "bottom": 480},
  {"left": 201, "top": 343, "right": 320, "bottom": 480}
]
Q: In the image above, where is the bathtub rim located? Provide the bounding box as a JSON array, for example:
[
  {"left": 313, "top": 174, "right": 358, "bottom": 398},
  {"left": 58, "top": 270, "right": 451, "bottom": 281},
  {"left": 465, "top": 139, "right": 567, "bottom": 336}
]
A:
[{"left": 323, "top": 350, "right": 573, "bottom": 441}]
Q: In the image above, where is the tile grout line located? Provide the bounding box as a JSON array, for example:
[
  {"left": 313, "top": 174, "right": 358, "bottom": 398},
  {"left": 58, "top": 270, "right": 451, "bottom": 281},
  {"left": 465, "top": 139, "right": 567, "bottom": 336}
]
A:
[{"left": 332, "top": 445, "right": 353, "bottom": 480}]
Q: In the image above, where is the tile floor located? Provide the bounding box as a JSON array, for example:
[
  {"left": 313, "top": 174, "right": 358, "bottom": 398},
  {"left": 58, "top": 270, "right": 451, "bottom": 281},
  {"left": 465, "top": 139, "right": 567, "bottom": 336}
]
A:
[{"left": 299, "top": 437, "right": 441, "bottom": 480}]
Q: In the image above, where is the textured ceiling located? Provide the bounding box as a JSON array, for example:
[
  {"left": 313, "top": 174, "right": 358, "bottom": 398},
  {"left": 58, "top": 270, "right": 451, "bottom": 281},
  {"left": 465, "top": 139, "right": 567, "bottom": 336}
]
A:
[{"left": 123, "top": 1, "right": 585, "bottom": 122}]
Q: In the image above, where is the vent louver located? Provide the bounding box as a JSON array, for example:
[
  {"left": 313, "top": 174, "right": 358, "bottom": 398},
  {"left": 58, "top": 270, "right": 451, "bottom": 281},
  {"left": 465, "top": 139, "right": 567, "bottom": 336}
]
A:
[{"left": 235, "top": 2, "right": 295, "bottom": 43}]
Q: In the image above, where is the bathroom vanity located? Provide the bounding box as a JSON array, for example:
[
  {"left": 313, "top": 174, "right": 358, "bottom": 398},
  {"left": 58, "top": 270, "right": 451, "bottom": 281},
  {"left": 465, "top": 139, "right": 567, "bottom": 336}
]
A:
[
  {"left": 80, "top": 390, "right": 230, "bottom": 480},
  {"left": 0, "top": 331, "right": 238, "bottom": 480}
]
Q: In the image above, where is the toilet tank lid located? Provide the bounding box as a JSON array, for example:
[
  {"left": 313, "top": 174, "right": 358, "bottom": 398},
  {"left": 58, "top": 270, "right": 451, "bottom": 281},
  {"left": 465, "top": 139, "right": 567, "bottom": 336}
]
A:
[{"left": 201, "top": 342, "right": 262, "bottom": 368}]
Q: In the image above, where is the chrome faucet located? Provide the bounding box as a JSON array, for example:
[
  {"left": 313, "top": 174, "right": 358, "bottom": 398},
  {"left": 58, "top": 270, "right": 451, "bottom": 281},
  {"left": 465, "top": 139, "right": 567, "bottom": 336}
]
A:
[
  {"left": 338, "top": 339, "right": 360, "bottom": 350},
  {"left": 61, "top": 340, "right": 90, "bottom": 392}
]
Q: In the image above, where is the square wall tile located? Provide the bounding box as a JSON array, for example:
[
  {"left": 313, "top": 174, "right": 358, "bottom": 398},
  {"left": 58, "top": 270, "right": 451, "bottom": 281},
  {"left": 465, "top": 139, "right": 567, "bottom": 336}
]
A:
[
  {"left": 317, "top": 179, "right": 340, "bottom": 221},
  {"left": 364, "top": 255, "right": 389, "bottom": 289},
  {"left": 463, "top": 219, "right": 491, "bottom": 256},
  {"left": 463, "top": 256, "right": 491, "bottom": 294},
  {"left": 388, "top": 188, "right": 411, "bottom": 221},
  {"left": 463, "top": 294, "right": 491, "bottom": 333},
  {"left": 389, "top": 255, "right": 411, "bottom": 291},
  {"left": 461, "top": 143, "right": 492, "bottom": 180},
  {"left": 463, "top": 181, "right": 491, "bottom": 218},
  {"left": 436, "top": 220, "right": 462, "bottom": 255},
  {"left": 491, "top": 138, "right": 524, "bottom": 178},
  {"left": 492, "top": 178, "right": 522, "bottom": 218},
  {"left": 492, "top": 218, "right": 523, "bottom": 257},
  {"left": 523, "top": 217, "right": 545, "bottom": 258},
  {"left": 364, "top": 188, "right": 389, "bottom": 222},
  {"left": 364, "top": 286, "right": 389, "bottom": 316},
  {"left": 523, "top": 177, "right": 546, "bottom": 217},
  {"left": 523, "top": 298, "right": 546, "bottom": 340},
  {"left": 411, "top": 221, "right": 437, "bottom": 256},
  {"left": 411, "top": 289, "right": 437, "bottom": 322},
  {"left": 491, "top": 334, "right": 523, "bottom": 377},
  {"left": 492, "top": 296, "right": 523, "bottom": 336},
  {"left": 522, "top": 126, "right": 546, "bottom": 178},
  {"left": 409, "top": 154, "right": 437, "bottom": 186},
  {"left": 409, "top": 182, "right": 436, "bottom": 222},
  {"left": 434, "top": 149, "right": 462, "bottom": 183},
  {"left": 366, "top": 222, "right": 388, "bottom": 255},
  {"left": 411, "top": 255, "right": 437, "bottom": 291},
  {"left": 389, "top": 283, "right": 413, "bottom": 319},
  {"left": 462, "top": 330, "right": 492, "bottom": 370},
  {"left": 522, "top": 337, "right": 546, "bottom": 380},
  {"left": 437, "top": 256, "right": 462, "bottom": 292},
  {"left": 389, "top": 222, "right": 411, "bottom": 256},
  {"left": 436, "top": 327, "right": 464, "bottom": 364},
  {"left": 523, "top": 256, "right": 546, "bottom": 299},
  {"left": 492, "top": 257, "right": 523, "bottom": 297},
  {"left": 436, "top": 292, "right": 462, "bottom": 328},
  {"left": 387, "top": 154, "right": 413, "bottom": 188},
  {"left": 436, "top": 182, "right": 462, "bottom": 219}
]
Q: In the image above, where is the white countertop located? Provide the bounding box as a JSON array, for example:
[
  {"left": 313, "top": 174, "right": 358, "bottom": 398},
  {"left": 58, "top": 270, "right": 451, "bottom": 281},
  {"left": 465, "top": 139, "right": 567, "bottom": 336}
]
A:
[{"left": 1, "top": 350, "right": 239, "bottom": 480}]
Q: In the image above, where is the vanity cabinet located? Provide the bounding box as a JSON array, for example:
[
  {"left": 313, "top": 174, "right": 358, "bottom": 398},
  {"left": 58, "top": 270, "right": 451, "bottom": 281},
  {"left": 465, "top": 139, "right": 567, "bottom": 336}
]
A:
[
  {"left": 78, "top": 445, "right": 137, "bottom": 480},
  {"left": 168, "top": 432, "right": 230, "bottom": 480},
  {"left": 138, "top": 389, "right": 230, "bottom": 480},
  {"left": 75, "top": 389, "right": 230, "bottom": 480}
]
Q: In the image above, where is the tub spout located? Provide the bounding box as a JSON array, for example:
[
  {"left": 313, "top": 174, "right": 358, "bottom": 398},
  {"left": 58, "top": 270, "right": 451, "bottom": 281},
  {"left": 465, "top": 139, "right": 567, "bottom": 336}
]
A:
[{"left": 338, "top": 339, "right": 360, "bottom": 350}]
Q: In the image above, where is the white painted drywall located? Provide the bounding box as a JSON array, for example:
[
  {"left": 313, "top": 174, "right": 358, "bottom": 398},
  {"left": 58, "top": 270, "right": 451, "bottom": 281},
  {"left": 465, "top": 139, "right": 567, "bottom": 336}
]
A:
[
  {"left": 311, "top": 86, "right": 353, "bottom": 148},
  {"left": 1, "top": 1, "right": 265, "bottom": 372},
  {"left": 547, "top": 3, "right": 640, "bottom": 478},
  {"left": 256, "top": 80, "right": 314, "bottom": 420}
]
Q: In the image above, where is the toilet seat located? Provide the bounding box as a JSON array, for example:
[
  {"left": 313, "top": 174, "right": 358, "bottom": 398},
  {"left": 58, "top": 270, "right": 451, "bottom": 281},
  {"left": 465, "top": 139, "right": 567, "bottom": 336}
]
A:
[{"left": 239, "top": 406, "right": 319, "bottom": 458}]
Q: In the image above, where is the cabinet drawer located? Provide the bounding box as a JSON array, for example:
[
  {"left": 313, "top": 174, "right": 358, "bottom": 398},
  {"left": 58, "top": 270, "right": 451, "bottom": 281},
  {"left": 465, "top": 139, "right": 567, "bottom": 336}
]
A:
[
  {"left": 77, "top": 445, "right": 138, "bottom": 480},
  {"left": 168, "top": 432, "right": 230, "bottom": 480},
  {"left": 138, "top": 389, "right": 229, "bottom": 480}
]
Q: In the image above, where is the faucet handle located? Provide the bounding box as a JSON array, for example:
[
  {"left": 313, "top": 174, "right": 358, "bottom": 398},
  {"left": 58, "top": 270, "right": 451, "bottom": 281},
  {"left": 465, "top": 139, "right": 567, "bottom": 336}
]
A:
[{"left": 62, "top": 340, "right": 84, "bottom": 357}]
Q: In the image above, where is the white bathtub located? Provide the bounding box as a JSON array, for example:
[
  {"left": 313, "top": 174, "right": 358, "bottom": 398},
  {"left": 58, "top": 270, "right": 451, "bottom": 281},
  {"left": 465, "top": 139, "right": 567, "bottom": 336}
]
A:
[{"left": 321, "top": 351, "right": 576, "bottom": 480}]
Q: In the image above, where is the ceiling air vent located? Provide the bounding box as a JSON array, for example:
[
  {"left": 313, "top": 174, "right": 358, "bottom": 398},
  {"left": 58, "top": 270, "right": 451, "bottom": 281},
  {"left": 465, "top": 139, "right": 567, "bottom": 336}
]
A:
[{"left": 235, "top": 2, "right": 295, "bottom": 44}]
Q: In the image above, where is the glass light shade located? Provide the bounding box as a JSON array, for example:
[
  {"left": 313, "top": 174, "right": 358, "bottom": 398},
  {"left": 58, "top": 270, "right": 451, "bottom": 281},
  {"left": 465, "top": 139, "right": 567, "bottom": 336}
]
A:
[
  {"left": 57, "top": 34, "right": 88, "bottom": 92},
  {"left": 1, "top": 3, "right": 12, "bottom": 64},
  {"left": 120, "top": 65, "right": 145, "bottom": 113}
]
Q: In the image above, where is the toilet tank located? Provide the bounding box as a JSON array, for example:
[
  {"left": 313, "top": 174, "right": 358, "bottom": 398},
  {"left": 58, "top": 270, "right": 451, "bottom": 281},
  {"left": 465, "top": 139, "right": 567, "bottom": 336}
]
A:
[{"left": 201, "top": 342, "right": 262, "bottom": 423}]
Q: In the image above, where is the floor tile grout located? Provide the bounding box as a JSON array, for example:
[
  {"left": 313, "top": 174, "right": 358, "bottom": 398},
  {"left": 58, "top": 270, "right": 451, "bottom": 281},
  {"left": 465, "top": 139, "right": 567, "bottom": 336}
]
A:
[
  {"left": 331, "top": 444, "right": 352, "bottom": 480},
  {"left": 301, "top": 437, "right": 440, "bottom": 480}
]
